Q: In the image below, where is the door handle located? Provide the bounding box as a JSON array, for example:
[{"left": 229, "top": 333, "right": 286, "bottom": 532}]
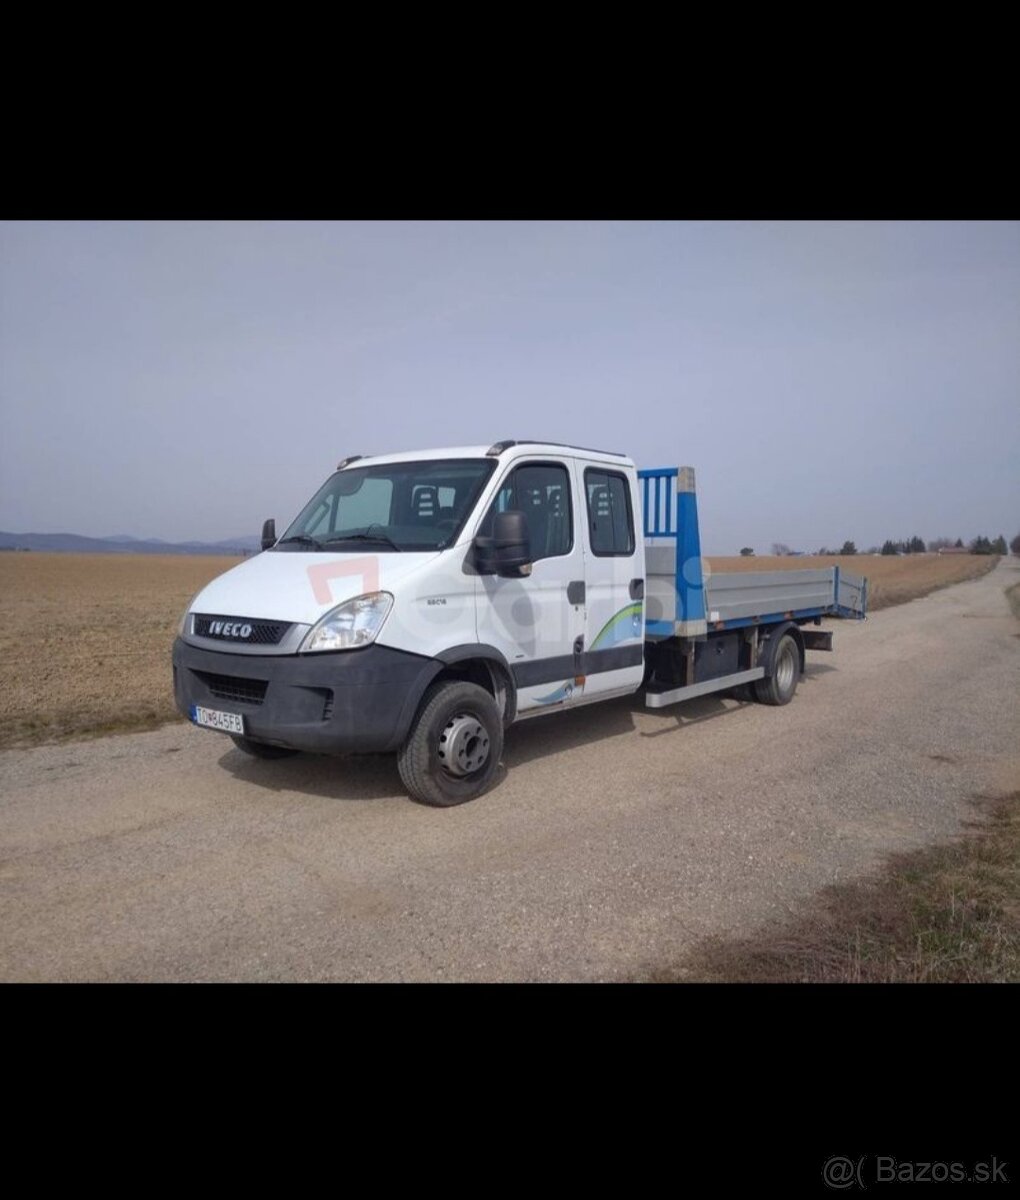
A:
[
  {"left": 567, "top": 580, "right": 585, "bottom": 605},
  {"left": 630, "top": 578, "right": 644, "bottom": 600}
]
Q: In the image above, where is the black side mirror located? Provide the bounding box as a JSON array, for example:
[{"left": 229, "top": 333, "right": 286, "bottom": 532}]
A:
[
  {"left": 474, "top": 510, "right": 531, "bottom": 576},
  {"left": 261, "top": 518, "right": 276, "bottom": 551}
]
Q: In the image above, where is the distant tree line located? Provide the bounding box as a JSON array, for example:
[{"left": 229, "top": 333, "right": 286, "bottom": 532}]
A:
[
  {"left": 742, "top": 531, "right": 1017, "bottom": 557},
  {"left": 969, "top": 535, "right": 1008, "bottom": 556},
  {"left": 869, "top": 535, "right": 1005, "bottom": 556},
  {"left": 879, "top": 536, "right": 928, "bottom": 555}
]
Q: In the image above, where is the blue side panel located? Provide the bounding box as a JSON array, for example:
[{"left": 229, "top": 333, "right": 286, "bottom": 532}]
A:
[{"left": 676, "top": 486, "right": 705, "bottom": 624}]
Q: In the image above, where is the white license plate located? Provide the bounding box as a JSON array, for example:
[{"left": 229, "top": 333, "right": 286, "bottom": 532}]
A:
[{"left": 191, "top": 705, "right": 245, "bottom": 735}]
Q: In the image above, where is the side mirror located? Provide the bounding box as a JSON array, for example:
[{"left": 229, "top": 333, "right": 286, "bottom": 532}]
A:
[
  {"left": 475, "top": 510, "right": 532, "bottom": 576},
  {"left": 261, "top": 518, "right": 277, "bottom": 551}
]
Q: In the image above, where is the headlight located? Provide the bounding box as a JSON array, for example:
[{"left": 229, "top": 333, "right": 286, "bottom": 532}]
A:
[{"left": 300, "top": 592, "right": 393, "bottom": 653}]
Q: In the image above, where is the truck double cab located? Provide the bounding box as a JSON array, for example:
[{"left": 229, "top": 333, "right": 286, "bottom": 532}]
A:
[{"left": 172, "top": 441, "right": 866, "bottom": 805}]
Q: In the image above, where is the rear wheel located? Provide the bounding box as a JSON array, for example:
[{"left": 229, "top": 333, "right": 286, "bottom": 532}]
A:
[
  {"left": 754, "top": 633, "right": 800, "bottom": 706},
  {"left": 230, "top": 735, "right": 299, "bottom": 759},
  {"left": 397, "top": 680, "right": 503, "bottom": 807}
]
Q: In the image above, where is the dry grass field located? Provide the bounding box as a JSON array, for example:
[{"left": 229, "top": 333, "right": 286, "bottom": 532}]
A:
[
  {"left": 0, "top": 554, "right": 240, "bottom": 749},
  {"left": 0, "top": 550, "right": 1002, "bottom": 750}
]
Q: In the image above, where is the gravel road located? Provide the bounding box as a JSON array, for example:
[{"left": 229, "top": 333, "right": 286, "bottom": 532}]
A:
[{"left": 2, "top": 560, "right": 1018, "bottom": 981}]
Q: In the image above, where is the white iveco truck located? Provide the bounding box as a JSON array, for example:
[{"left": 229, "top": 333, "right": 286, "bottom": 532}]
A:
[{"left": 173, "top": 441, "right": 866, "bottom": 805}]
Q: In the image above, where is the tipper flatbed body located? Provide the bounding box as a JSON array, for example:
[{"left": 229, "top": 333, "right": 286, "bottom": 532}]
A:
[
  {"left": 638, "top": 465, "right": 865, "bottom": 708},
  {"left": 172, "top": 441, "right": 867, "bottom": 805}
]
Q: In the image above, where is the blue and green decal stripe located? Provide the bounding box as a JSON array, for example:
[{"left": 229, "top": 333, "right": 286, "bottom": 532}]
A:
[
  {"left": 590, "top": 602, "right": 643, "bottom": 650},
  {"left": 525, "top": 602, "right": 644, "bottom": 705},
  {"left": 533, "top": 681, "right": 577, "bottom": 705}
]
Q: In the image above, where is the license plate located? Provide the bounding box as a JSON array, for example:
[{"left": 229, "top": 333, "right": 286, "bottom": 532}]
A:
[{"left": 191, "top": 705, "right": 245, "bottom": 735}]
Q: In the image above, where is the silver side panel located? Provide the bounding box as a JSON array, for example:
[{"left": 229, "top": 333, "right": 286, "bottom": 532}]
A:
[
  {"left": 644, "top": 541, "right": 678, "bottom": 622},
  {"left": 644, "top": 542, "right": 677, "bottom": 574},
  {"left": 644, "top": 543, "right": 867, "bottom": 628},
  {"left": 645, "top": 574, "right": 678, "bottom": 623},
  {"left": 704, "top": 569, "right": 835, "bottom": 622}
]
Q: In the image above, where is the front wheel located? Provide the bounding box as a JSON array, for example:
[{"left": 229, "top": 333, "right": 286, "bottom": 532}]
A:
[
  {"left": 397, "top": 680, "right": 504, "bottom": 806},
  {"left": 754, "top": 633, "right": 800, "bottom": 706}
]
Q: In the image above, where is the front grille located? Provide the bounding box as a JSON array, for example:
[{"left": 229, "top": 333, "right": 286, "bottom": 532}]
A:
[
  {"left": 193, "top": 614, "right": 289, "bottom": 645},
  {"left": 194, "top": 671, "right": 268, "bottom": 706}
]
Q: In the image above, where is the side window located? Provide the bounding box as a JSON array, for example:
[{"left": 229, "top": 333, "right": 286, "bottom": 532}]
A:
[
  {"left": 480, "top": 462, "right": 573, "bottom": 562},
  {"left": 585, "top": 468, "right": 635, "bottom": 556}
]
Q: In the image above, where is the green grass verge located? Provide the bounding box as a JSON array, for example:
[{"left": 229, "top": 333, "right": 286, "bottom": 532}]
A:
[{"left": 646, "top": 792, "right": 1020, "bottom": 983}]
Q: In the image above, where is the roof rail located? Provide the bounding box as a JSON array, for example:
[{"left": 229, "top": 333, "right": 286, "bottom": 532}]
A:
[
  {"left": 336, "top": 455, "right": 364, "bottom": 470},
  {"left": 485, "top": 440, "right": 626, "bottom": 458}
]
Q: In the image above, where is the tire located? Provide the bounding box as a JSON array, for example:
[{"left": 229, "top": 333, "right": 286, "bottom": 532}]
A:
[
  {"left": 397, "top": 680, "right": 504, "bottom": 807},
  {"left": 230, "top": 735, "right": 299, "bottom": 760},
  {"left": 753, "top": 632, "right": 800, "bottom": 706}
]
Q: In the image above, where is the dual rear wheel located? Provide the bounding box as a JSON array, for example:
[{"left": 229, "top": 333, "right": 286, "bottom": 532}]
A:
[
  {"left": 731, "top": 632, "right": 801, "bottom": 705},
  {"left": 753, "top": 632, "right": 801, "bottom": 705}
]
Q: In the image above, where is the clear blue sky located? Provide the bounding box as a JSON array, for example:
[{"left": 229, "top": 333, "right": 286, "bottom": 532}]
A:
[{"left": 1, "top": 221, "right": 1017, "bottom": 553}]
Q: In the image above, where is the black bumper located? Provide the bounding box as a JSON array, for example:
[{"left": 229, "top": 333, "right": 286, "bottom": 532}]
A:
[{"left": 172, "top": 638, "right": 442, "bottom": 755}]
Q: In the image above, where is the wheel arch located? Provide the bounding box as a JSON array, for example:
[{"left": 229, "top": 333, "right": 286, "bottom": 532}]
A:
[
  {"left": 758, "top": 620, "right": 805, "bottom": 677},
  {"left": 430, "top": 644, "right": 517, "bottom": 726}
]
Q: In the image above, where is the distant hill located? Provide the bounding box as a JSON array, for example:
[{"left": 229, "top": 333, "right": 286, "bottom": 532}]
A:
[{"left": 0, "top": 530, "right": 261, "bottom": 555}]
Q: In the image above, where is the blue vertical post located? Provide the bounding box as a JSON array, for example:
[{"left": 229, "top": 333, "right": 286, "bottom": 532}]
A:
[{"left": 675, "top": 466, "right": 707, "bottom": 637}]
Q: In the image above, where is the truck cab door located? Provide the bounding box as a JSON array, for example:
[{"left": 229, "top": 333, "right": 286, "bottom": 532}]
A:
[
  {"left": 474, "top": 458, "right": 585, "bottom": 713},
  {"left": 576, "top": 461, "right": 645, "bottom": 700}
]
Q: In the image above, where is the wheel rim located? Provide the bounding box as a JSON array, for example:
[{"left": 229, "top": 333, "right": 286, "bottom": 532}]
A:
[
  {"left": 437, "top": 713, "right": 491, "bottom": 777},
  {"left": 776, "top": 643, "right": 796, "bottom": 693}
]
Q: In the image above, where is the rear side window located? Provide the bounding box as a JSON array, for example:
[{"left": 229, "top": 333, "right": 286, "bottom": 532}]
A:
[{"left": 585, "top": 468, "right": 634, "bottom": 556}]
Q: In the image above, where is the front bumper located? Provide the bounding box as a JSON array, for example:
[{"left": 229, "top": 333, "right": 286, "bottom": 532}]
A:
[{"left": 172, "top": 637, "right": 441, "bottom": 754}]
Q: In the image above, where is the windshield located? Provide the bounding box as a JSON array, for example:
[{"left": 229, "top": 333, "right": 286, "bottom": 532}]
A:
[{"left": 276, "top": 458, "right": 496, "bottom": 552}]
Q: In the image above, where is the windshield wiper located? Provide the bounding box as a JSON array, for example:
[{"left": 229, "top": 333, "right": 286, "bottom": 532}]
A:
[
  {"left": 277, "top": 534, "right": 321, "bottom": 548},
  {"left": 321, "top": 532, "right": 404, "bottom": 552}
]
